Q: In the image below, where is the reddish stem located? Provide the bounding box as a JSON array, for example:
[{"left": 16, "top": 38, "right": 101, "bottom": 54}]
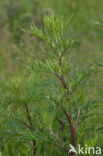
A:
[
  {"left": 59, "top": 75, "right": 67, "bottom": 89},
  {"left": 25, "top": 104, "right": 36, "bottom": 155},
  {"left": 63, "top": 109, "right": 75, "bottom": 147},
  {"left": 58, "top": 55, "right": 75, "bottom": 155}
]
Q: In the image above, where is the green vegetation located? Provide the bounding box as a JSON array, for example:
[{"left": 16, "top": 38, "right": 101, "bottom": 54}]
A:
[{"left": 0, "top": 0, "right": 103, "bottom": 156}]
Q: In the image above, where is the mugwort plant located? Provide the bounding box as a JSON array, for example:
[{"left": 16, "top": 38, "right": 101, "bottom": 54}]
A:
[
  {"left": 23, "top": 13, "right": 99, "bottom": 155},
  {"left": 0, "top": 13, "right": 100, "bottom": 156}
]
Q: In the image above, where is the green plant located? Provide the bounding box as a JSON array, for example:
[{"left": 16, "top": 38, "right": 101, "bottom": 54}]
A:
[
  {"left": 22, "top": 14, "right": 100, "bottom": 155},
  {"left": 0, "top": 14, "right": 101, "bottom": 156}
]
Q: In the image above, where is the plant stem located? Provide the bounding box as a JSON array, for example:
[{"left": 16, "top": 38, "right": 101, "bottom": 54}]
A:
[
  {"left": 25, "top": 104, "right": 36, "bottom": 155},
  {"left": 62, "top": 109, "right": 75, "bottom": 146},
  {"left": 59, "top": 75, "right": 68, "bottom": 89},
  {"left": 55, "top": 143, "right": 68, "bottom": 153},
  {"left": 58, "top": 55, "right": 75, "bottom": 156},
  {"left": 16, "top": 119, "right": 31, "bottom": 130}
]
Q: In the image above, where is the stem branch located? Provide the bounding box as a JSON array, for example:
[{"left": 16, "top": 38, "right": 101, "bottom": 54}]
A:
[{"left": 25, "top": 104, "right": 36, "bottom": 155}]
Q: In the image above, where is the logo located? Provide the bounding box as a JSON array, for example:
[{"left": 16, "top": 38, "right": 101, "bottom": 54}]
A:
[
  {"left": 69, "top": 144, "right": 102, "bottom": 155},
  {"left": 69, "top": 144, "right": 77, "bottom": 154}
]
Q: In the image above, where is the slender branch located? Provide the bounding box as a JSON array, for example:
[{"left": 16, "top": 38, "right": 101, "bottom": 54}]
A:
[
  {"left": 57, "top": 54, "right": 76, "bottom": 149},
  {"left": 74, "top": 109, "right": 80, "bottom": 133},
  {"left": 59, "top": 54, "right": 63, "bottom": 66},
  {"left": 49, "top": 128, "right": 62, "bottom": 144},
  {"left": 58, "top": 75, "right": 68, "bottom": 89},
  {"left": 68, "top": 88, "right": 75, "bottom": 101},
  {"left": 25, "top": 104, "right": 34, "bottom": 132},
  {"left": 45, "top": 139, "right": 68, "bottom": 154},
  {"left": 62, "top": 108, "right": 75, "bottom": 146},
  {"left": 45, "top": 70, "right": 58, "bottom": 77},
  {"left": 32, "top": 141, "right": 36, "bottom": 155},
  {"left": 55, "top": 143, "right": 68, "bottom": 153},
  {"left": 16, "top": 119, "right": 31, "bottom": 130},
  {"left": 58, "top": 53, "right": 68, "bottom": 89},
  {"left": 46, "top": 53, "right": 76, "bottom": 154},
  {"left": 24, "top": 104, "right": 36, "bottom": 155}
]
